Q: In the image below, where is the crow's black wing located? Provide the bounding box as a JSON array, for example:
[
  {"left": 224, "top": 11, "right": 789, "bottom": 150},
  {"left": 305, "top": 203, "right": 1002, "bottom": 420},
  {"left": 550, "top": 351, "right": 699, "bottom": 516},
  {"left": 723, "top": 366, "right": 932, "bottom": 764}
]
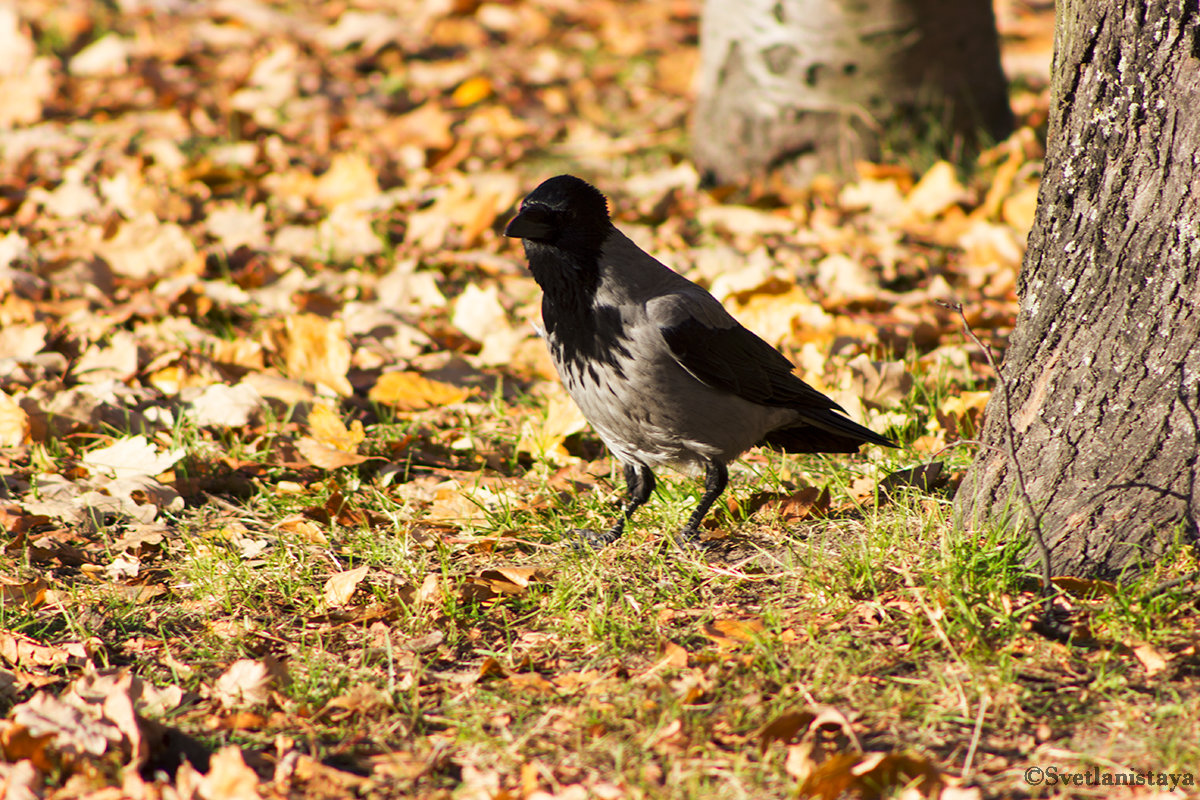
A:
[
  {"left": 660, "top": 315, "right": 840, "bottom": 411},
  {"left": 660, "top": 310, "right": 897, "bottom": 450}
]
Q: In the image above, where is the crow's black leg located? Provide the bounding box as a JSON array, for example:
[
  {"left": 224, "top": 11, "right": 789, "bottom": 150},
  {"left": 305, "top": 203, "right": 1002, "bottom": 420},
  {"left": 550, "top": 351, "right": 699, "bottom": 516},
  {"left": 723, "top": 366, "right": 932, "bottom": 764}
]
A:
[
  {"left": 676, "top": 460, "right": 728, "bottom": 546},
  {"left": 574, "top": 462, "right": 655, "bottom": 549}
]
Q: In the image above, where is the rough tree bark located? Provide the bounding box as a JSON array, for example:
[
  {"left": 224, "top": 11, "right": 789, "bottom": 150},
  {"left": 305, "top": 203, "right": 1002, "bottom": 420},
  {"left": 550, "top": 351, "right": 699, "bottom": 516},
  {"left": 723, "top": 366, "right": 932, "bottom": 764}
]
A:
[
  {"left": 956, "top": 0, "right": 1200, "bottom": 578},
  {"left": 692, "top": 0, "right": 1012, "bottom": 186}
]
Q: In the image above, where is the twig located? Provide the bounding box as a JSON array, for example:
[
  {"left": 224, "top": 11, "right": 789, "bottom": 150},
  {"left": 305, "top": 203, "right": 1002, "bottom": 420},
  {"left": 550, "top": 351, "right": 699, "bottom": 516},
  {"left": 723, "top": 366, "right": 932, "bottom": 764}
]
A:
[
  {"left": 961, "top": 692, "right": 990, "bottom": 781},
  {"left": 1146, "top": 568, "right": 1200, "bottom": 600},
  {"left": 939, "top": 302, "right": 1070, "bottom": 640}
]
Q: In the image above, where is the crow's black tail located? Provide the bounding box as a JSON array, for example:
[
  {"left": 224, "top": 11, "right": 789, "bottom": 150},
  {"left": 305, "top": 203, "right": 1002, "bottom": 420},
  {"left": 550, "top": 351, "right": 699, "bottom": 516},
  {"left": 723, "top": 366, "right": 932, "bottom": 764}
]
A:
[{"left": 761, "top": 412, "right": 897, "bottom": 454}]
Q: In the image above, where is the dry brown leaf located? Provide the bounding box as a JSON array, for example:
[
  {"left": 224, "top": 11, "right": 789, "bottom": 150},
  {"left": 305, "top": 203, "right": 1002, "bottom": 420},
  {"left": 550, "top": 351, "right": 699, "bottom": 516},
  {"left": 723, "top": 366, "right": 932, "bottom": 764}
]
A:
[
  {"left": 81, "top": 435, "right": 185, "bottom": 481},
  {"left": 815, "top": 254, "right": 880, "bottom": 307},
  {"left": 760, "top": 705, "right": 859, "bottom": 752},
  {"left": 274, "top": 314, "right": 353, "bottom": 396},
  {"left": 313, "top": 152, "right": 380, "bottom": 209},
  {"left": 10, "top": 692, "right": 120, "bottom": 757},
  {"left": 1049, "top": 576, "right": 1118, "bottom": 597},
  {"left": 1001, "top": 182, "right": 1040, "bottom": 232},
  {"left": 517, "top": 389, "right": 588, "bottom": 464},
  {"left": 200, "top": 746, "right": 262, "bottom": 800},
  {"left": 796, "top": 750, "right": 946, "bottom": 800},
  {"left": 469, "top": 567, "right": 554, "bottom": 596},
  {"left": 73, "top": 330, "right": 140, "bottom": 384},
  {"left": 936, "top": 391, "right": 991, "bottom": 438},
  {"left": 323, "top": 565, "right": 369, "bottom": 607},
  {"left": 880, "top": 463, "right": 947, "bottom": 495},
  {"left": 638, "top": 640, "right": 689, "bottom": 682},
  {"left": 507, "top": 672, "right": 555, "bottom": 694},
  {"left": 0, "top": 631, "right": 98, "bottom": 669},
  {"left": 1129, "top": 642, "right": 1169, "bottom": 676},
  {"left": 368, "top": 371, "right": 470, "bottom": 411},
  {"left": 274, "top": 516, "right": 330, "bottom": 545},
  {"left": 213, "top": 659, "right": 279, "bottom": 709},
  {"left": 96, "top": 212, "right": 198, "bottom": 280},
  {"left": 189, "top": 383, "right": 264, "bottom": 428},
  {"left": 0, "top": 723, "right": 56, "bottom": 773},
  {"left": 702, "top": 618, "right": 765, "bottom": 647},
  {"left": 644, "top": 718, "right": 687, "bottom": 753},
  {"left": 452, "top": 283, "right": 517, "bottom": 357},
  {"left": 846, "top": 356, "right": 913, "bottom": 408},
  {"left": 414, "top": 573, "right": 441, "bottom": 607},
  {"left": 903, "top": 160, "right": 966, "bottom": 220},
  {"left": 477, "top": 656, "right": 507, "bottom": 680},
  {"left": 0, "top": 391, "right": 31, "bottom": 446},
  {"left": 307, "top": 403, "right": 364, "bottom": 452}
]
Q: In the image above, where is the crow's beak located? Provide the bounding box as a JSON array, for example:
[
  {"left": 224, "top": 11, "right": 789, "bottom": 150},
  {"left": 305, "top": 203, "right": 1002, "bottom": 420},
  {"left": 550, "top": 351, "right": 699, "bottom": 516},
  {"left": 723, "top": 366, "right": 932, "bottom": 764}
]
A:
[{"left": 504, "top": 208, "right": 554, "bottom": 240}]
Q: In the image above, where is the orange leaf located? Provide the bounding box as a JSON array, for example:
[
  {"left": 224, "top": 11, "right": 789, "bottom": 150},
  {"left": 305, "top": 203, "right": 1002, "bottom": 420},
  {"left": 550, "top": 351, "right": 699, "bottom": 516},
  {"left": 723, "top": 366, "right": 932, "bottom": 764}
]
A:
[
  {"left": 323, "top": 565, "right": 370, "bottom": 607},
  {"left": 307, "top": 404, "right": 364, "bottom": 452},
  {"left": 368, "top": 371, "right": 470, "bottom": 411},
  {"left": 452, "top": 76, "right": 492, "bottom": 107},
  {"left": 295, "top": 438, "right": 368, "bottom": 470}
]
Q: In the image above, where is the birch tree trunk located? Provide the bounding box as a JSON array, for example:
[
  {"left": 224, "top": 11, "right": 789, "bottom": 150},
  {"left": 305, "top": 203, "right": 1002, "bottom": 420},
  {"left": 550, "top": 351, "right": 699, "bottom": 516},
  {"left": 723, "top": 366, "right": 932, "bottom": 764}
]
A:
[
  {"left": 955, "top": 0, "right": 1200, "bottom": 578},
  {"left": 692, "top": 0, "right": 1012, "bottom": 185}
]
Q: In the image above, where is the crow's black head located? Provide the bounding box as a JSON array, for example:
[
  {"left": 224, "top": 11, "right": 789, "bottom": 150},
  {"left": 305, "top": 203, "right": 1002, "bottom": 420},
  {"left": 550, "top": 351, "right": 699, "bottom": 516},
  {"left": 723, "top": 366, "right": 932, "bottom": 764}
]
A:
[{"left": 504, "top": 175, "right": 611, "bottom": 260}]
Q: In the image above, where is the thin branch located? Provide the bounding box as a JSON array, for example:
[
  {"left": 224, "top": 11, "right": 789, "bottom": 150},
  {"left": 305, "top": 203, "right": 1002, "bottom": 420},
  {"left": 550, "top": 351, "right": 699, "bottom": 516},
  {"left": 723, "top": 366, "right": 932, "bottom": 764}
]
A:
[
  {"left": 1146, "top": 569, "right": 1200, "bottom": 600},
  {"left": 940, "top": 302, "right": 1069, "bottom": 639},
  {"left": 961, "top": 692, "right": 990, "bottom": 780}
]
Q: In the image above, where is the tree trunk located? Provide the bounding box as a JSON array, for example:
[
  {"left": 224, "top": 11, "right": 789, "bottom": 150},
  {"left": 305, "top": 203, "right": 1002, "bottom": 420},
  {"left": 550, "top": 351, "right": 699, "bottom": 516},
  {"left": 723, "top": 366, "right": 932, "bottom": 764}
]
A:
[
  {"left": 691, "top": 0, "right": 1012, "bottom": 186},
  {"left": 956, "top": 0, "right": 1200, "bottom": 578}
]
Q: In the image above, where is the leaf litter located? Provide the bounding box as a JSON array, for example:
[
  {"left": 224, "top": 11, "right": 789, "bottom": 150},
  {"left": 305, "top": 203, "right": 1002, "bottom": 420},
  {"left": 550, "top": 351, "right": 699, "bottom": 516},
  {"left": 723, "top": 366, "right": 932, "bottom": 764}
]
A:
[{"left": 0, "top": 0, "right": 1197, "bottom": 797}]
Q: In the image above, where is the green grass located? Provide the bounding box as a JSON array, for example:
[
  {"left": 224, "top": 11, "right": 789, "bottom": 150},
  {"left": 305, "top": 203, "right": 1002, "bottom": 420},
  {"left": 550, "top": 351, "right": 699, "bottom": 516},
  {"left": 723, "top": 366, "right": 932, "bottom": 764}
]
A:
[{"left": 6, "top": 362, "right": 1198, "bottom": 799}]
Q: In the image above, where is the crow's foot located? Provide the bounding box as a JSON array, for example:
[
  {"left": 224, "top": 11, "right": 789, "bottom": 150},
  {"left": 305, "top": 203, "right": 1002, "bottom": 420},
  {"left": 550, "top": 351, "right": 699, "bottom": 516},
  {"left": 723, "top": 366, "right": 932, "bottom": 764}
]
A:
[{"left": 568, "top": 527, "right": 622, "bottom": 550}]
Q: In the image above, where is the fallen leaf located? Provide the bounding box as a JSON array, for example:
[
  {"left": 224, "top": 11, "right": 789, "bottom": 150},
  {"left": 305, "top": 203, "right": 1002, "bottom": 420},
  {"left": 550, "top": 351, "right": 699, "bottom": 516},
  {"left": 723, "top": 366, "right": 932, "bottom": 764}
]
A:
[
  {"left": 368, "top": 371, "right": 470, "bottom": 411},
  {"left": 81, "top": 435, "right": 185, "bottom": 480},
  {"left": 517, "top": 389, "right": 588, "bottom": 464},
  {"left": 903, "top": 160, "right": 966, "bottom": 220},
  {"left": 0, "top": 391, "right": 32, "bottom": 446},
  {"left": 323, "top": 565, "right": 369, "bottom": 607},
  {"left": 273, "top": 314, "right": 353, "bottom": 396},
  {"left": 199, "top": 746, "right": 262, "bottom": 800},
  {"left": 214, "top": 659, "right": 278, "bottom": 709},
  {"left": 702, "top": 618, "right": 765, "bottom": 647},
  {"left": 313, "top": 152, "right": 380, "bottom": 209},
  {"left": 797, "top": 750, "right": 946, "bottom": 800},
  {"left": 0, "top": 576, "right": 46, "bottom": 608},
  {"left": 1129, "top": 642, "right": 1169, "bottom": 677},
  {"left": 846, "top": 355, "right": 913, "bottom": 407},
  {"left": 188, "top": 382, "right": 264, "bottom": 428},
  {"left": 295, "top": 438, "right": 369, "bottom": 469},
  {"left": 307, "top": 403, "right": 364, "bottom": 452}
]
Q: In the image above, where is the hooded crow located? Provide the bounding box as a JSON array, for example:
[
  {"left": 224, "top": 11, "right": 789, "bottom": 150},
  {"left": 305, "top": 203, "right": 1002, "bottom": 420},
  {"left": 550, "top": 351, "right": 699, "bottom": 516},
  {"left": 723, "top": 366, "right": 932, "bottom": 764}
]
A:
[{"left": 505, "top": 174, "right": 897, "bottom": 547}]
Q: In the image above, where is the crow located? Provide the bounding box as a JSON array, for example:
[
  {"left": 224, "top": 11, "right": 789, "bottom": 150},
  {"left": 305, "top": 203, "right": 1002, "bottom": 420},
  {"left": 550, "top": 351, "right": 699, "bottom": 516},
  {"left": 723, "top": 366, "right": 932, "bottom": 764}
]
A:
[{"left": 505, "top": 174, "right": 896, "bottom": 547}]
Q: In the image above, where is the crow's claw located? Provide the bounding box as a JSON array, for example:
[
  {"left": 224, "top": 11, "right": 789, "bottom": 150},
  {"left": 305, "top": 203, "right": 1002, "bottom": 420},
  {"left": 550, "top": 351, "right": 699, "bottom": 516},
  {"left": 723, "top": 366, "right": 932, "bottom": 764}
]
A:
[
  {"left": 671, "top": 528, "right": 713, "bottom": 552},
  {"left": 568, "top": 527, "right": 621, "bottom": 551}
]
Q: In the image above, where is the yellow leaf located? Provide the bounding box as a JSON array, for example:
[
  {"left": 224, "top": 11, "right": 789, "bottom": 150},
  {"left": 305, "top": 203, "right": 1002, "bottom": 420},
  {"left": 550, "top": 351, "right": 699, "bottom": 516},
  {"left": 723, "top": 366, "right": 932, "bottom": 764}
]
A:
[
  {"left": 323, "top": 565, "right": 369, "bottom": 607},
  {"left": 1002, "top": 182, "right": 1040, "bottom": 232},
  {"left": 452, "top": 76, "right": 492, "bottom": 107},
  {"left": 903, "top": 160, "right": 965, "bottom": 220},
  {"left": 296, "top": 438, "right": 368, "bottom": 470},
  {"left": 369, "top": 371, "right": 470, "bottom": 411},
  {"left": 1130, "top": 642, "right": 1169, "bottom": 677},
  {"left": 937, "top": 391, "right": 991, "bottom": 438},
  {"left": 307, "top": 404, "right": 364, "bottom": 452},
  {"left": 517, "top": 390, "right": 588, "bottom": 464},
  {"left": 702, "top": 617, "right": 765, "bottom": 647},
  {"left": 274, "top": 314, "right": 353, "bottom": 396},
  {"left": 0, "top": 391, "right": 32, "bottom": 446},
  {"left": 313, "top": 152, "right": 380, "bottom": 209}
]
